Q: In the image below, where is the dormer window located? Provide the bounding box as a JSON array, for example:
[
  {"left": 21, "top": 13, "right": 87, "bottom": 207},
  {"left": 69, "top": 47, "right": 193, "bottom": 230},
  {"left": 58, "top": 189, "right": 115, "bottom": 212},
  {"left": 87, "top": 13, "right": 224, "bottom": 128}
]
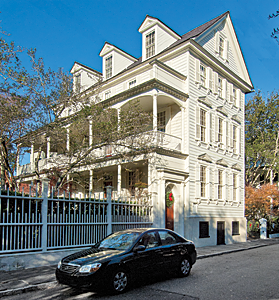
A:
[
  {"left": 105, "top": 55, "right": 112, "bottom": 79},
  {"left": 146, "top": 31, "right": 155, "bottom": 59}
]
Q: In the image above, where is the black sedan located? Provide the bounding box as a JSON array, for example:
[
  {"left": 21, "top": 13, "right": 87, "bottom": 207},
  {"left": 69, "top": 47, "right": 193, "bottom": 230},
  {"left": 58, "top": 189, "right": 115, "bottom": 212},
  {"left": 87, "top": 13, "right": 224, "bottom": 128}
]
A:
[{"left": 56, "top": 228, "right": 196, "bottom": 294}]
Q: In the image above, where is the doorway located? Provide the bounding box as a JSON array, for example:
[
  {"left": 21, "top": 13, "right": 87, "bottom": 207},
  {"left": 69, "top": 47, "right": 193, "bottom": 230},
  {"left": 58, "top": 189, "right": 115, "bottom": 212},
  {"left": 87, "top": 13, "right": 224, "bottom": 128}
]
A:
[
  {"left": 165, "top": 184, "right": 174, "bottom": 231},
  {"left": 217, "top": 221, "right": 225, "bottom": 245}
]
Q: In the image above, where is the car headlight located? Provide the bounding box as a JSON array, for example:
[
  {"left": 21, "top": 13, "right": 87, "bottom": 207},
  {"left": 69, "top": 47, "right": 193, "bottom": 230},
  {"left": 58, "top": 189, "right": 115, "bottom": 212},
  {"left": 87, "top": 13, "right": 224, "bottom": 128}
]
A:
[
  {"left": 79, "top": 263, "right": 102, "bottom": 273},
  {"left": 57, "top": 261, "right": 62, "bottom": 269}
]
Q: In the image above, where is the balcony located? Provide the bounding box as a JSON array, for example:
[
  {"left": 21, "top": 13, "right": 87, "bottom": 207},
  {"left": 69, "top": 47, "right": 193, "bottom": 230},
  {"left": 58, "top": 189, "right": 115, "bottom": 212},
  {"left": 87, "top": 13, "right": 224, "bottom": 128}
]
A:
[{"left": 17, "top": 132, "right": 182, "bottom": 177}]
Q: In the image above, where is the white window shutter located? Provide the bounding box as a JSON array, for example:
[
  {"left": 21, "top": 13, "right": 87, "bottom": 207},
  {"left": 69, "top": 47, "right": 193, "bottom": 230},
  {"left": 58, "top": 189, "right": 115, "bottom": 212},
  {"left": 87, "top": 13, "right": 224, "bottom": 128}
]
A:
[
  {"left": 224, "top": 38, "right": 229, "bottom": 60},
  {"left": 196, "top": 165, "right": 200, "bottom": 198},
  {"left": 222, "top": 79, "right": 227, "bottom": 99},
  {"left": 210, "top": 112, "right": 213, "bottom": 143},
  {"left": 226, "top": 120, "right": 229, "bottom": 148},
  {"left": 207, "top": 67, "right": 213, "bottom": 90},
  {"left": 196, "top": 59, "right": 200, "bottom": 83},
  {"left": 215, "top": 31, "right": 220, "bottom": 53},
  {"left": 196, "top": 107, "right": 200, "bottom": 140},
  {"left": 238, "top": 127, "right": 241, "bottom": 154},
  {"left": 214, "top": 72, "right": 218, "bottom": 94},
  {"left": 236, "top": 89, "right": 240, "bottom": 107},
  {"left": 215, "top": 115, "right": 219, "bottom": 142},
  {"left": 230, "top": 123, "right": 233, "bottom": 147},
  {"left": 229, "top": 83, "right": 233, "bottom": 103}
]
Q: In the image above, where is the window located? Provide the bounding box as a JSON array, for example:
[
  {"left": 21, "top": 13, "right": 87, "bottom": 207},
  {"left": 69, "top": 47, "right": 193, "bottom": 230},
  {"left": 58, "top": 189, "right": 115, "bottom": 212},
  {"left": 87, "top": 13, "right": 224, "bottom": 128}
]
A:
[
  {"left": 146, "top": 31, "right": 155, "bottom": 58},
  {"left": 200, "top": 109, "right": 206, "bottom": 142},
  {"left": 219, "top": 36, "right": 224, "bottom": 57},
  {"left": 75, "top": 74, "right": 81, "bottom": 93},
  {"left": 218, "top": 118, "right": 223, "bottom": 143},
  {"left": 157, "top": 111, "right": 166, "bottom": 132},
  {"left": 105, "top": 55, "right": 112, "bottom": 79},
  {"left": 233, "top": 125, "right": 237, "bottom": 153},
  {"left": 105, "top": 91, "right": 111, "bottom": 99},
  {"left": 200, "top": 64, "right": 206, "bottom": 86},
  {"left": 138, "top": 232, "right": 158, "bottom": 248},
  {"left": 158, "top": 231, "right": 178, "bottom": 245},
  {"left": 233, "top": 174, "right": 237, "bottom": 201},
  {"left": 232, "top": 221, "right": 240, "bottom": 235},
  {"left": 199, "top": 222, "right": 209, "bottom": 238},
  {"left": 218, "top": 170, "right": 223, "bottom": 199},
  {"left": 200, "top": 166, "right": 206, "bottom": 198},
  {"left": 129, "top": 79, "right": 136, "bottom": 89}
]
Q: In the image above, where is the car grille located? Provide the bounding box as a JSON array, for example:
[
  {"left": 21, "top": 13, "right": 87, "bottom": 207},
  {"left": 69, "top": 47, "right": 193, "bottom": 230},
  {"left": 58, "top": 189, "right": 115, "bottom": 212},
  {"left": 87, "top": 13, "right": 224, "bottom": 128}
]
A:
[{"left": 60, "top": 263, "right": 80, "bottom": 274}]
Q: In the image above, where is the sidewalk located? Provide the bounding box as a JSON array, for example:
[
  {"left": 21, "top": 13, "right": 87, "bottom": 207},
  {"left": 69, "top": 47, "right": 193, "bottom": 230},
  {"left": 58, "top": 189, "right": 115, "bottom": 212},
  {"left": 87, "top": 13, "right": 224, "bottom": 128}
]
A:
[{"left": 0, "top": 238, "right": 278, "bottom": 298}]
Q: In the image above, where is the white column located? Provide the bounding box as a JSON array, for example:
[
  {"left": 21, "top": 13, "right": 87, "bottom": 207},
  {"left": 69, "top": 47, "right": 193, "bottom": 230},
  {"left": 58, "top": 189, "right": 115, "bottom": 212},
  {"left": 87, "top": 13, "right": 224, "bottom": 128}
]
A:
[
  {"left": 117, "top": 164, "right": 121, "bottom": 197},
  {"left": 30, "top": 142, "right": 34, "bottom": 171},
  {"left": 16, "top": 144, "right": 20, "bottom": 176},
  {"left": 89, "top": 119, "right": 93, "bottom": 146},
  {"left": 117, "top": 108, "right": 121, "bottom": 131},
  {"left": 66, "top": 127, "right": 70, "bottom": 151},
  {"left": 180, "top": 107, "right": 185, "bottom": 153},
  {"left": 46, "top": 137, "right": 50, "bottom": 158},
  {"left": 89, "top": 169, "right": 93, "bottom": 194},
  {"left": 153, "top": 93, "right": 157, "bottom": 131}
]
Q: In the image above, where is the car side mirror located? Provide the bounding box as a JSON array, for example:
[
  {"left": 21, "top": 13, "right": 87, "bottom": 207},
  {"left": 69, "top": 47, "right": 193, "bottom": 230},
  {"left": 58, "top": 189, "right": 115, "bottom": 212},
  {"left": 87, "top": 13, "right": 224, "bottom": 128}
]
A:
[{"left": 133, "top": 245, "right": 146, "bottom": 252}]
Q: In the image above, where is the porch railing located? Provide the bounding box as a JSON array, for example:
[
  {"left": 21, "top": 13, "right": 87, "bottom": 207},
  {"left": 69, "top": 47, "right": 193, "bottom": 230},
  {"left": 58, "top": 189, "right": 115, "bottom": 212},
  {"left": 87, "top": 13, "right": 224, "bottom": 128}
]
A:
[{"left": 0, "top": 181, "right": 153, "bottom": 254}]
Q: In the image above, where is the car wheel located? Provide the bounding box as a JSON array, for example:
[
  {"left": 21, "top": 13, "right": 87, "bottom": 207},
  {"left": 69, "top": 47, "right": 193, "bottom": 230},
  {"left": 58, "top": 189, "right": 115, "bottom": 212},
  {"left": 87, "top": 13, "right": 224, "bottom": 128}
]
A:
[
  {"left": 110, "top": 269, "right": 129, "bottom": 294},
  {"left": 178, "top": 257, "right": 191, "bottom": 277}
]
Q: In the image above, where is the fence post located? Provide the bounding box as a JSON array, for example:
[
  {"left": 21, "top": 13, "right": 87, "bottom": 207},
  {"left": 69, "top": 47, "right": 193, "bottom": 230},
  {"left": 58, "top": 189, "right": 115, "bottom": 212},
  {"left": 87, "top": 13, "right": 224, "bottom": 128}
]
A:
[
  {"left": 41, "top": 179, "right": 50, "bottom": 252},
  {"left": 106, "top": 186, "right": 112, "bottom": 235}
]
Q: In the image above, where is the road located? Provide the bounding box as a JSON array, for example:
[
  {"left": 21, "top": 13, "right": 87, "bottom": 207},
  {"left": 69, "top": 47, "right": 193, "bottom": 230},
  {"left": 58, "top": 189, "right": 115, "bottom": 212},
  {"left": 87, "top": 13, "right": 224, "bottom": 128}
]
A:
[{"left": 3, "top": 244, "right": 279, "bottom": 300}]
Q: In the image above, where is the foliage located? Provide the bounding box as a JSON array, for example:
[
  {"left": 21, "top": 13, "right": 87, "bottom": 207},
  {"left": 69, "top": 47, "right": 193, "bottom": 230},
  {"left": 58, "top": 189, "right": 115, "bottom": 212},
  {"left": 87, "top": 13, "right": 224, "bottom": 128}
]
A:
[
  {"left": 245, "top": 184, "right": 279, "bottom": 223},
  {"left": 268, "top": 9, "right": 279, "bottom": 44},
  {"left": 245, "top": 91, "right": 279, "bottom": 187},
  {"left": 166, "top": 190, "right": 174, "bottom": 208},
  {"left": 0, "top": 28, "right": 72, "bottom": 189}
]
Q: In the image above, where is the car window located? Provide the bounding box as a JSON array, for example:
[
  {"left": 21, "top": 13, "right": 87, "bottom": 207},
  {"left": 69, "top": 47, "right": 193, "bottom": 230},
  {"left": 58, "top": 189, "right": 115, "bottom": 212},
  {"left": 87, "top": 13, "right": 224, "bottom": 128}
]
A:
[
  {"left": 98, "top": 232, "right": 140, "bottom": 250},
  {"left": 158, "top": 231, "right": 178, "bottom": 245},
  {"left": 138, "top": 232, "right": 159, "bottom": 248}
]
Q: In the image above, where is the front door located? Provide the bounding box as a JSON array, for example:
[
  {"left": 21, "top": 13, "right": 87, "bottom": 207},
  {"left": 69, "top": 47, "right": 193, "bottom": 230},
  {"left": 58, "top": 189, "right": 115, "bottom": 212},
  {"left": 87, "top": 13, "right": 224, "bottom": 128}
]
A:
[
  {"left": 165, "top": 205, "right": 174, "bottom": 230},
  {"left": 217, "top": 221, "right": 225, "bottom": 245}
]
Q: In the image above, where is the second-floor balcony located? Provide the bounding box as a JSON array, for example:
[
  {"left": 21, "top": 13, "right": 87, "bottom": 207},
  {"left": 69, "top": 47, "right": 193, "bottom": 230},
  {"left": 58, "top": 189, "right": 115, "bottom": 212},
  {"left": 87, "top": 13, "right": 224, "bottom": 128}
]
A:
[{"left": 17, "top": 131, "right": 182, "bottom": 177}]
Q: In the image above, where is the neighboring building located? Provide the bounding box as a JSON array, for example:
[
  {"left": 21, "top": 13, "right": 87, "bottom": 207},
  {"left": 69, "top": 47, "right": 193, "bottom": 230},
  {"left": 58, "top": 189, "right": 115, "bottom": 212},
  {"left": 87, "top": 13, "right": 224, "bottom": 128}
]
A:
[{"left": 17, "top": 12, "right": 253, "bottom": 246}]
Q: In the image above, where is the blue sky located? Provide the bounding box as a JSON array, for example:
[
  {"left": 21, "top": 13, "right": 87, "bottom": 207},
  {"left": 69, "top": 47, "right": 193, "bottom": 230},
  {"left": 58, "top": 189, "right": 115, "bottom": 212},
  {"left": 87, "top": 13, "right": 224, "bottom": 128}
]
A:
[{"left": 1, "top": 0, "right": 279, "bottom": 100}]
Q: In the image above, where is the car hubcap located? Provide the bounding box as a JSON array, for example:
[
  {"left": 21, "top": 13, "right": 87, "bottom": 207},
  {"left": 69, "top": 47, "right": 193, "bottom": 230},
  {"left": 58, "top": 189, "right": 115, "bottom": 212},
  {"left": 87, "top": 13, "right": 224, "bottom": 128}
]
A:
[
  {"left": 181, "top": 259, "right": 190, "bottom": 274},
  {"left": 113, "top": 272, "right": 128, "bottom": 292}
]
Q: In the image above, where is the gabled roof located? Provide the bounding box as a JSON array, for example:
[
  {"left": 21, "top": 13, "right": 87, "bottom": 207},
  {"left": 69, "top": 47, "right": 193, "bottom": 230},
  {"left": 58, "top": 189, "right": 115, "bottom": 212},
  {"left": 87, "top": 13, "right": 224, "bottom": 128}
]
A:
[
  {"left": 70, "top": 62, "right": 102, "bottom": 75},
  {"left": 99, "top": 42, "right": 138, "bottom": 61},
  {"left": 138, "top": 15, "right": 181, "bottom": 39}
]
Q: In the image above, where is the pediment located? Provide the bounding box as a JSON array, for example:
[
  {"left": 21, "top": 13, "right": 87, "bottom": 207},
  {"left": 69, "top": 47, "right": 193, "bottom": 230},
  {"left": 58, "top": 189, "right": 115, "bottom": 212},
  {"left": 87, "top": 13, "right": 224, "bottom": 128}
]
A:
[
  {"left": 217, "top": 106, "right": 228, "bottom": 117},
  {"left": 216, "top": 158, "right": 229, "bottom": 167},
  {"left": 198, "top": 96, "right": 212, "bottom": 108},
  {"left": 232, "top": 163, "right": 241, "bottom": 171},
  {"left": 194, "top": 13, "right": 253, "bottom": 91},
  {"left": 232, "top": 115, "right": 241, "bottom": 124},
  {"left": 99, "top": 42, "right": 137, "bottom": 62},
  {"left": 198, "top": 153, "right": 213, "bottom": 163}
]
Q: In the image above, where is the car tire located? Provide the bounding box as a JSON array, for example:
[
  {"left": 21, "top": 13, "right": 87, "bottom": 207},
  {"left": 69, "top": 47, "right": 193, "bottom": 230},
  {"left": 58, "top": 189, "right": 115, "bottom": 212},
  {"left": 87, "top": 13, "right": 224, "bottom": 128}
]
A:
[
  {"left": 109, "top": 269, "right": 129, "bottom": 294},
  {"left": 178, "top": 257, "right": 192, "bottom": 277}
]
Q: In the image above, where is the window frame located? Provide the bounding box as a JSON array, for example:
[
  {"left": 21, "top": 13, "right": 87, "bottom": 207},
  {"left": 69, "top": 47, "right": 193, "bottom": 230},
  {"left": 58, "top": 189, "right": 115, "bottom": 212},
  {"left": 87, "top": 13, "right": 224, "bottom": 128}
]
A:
[
  {"left": 200, "top": 165, "right": 206, "bottom": 198},
  {"left": 146, "top": 31, "right": 155, "bottom": 59},
  {"left": 218, "top": 169, "right": 223, "bottom": 200},
  {"left": 199, "top": 221, "right": 210, "bottom": 238},
  {"left": 105, "top": 55, "right": 113, "bottom": 79},
  {"left": 232, "top": 221, "right": 240, "bottom": 235},
  {"left": 157, "top": 111, "right": 166, "bottom": 132}
]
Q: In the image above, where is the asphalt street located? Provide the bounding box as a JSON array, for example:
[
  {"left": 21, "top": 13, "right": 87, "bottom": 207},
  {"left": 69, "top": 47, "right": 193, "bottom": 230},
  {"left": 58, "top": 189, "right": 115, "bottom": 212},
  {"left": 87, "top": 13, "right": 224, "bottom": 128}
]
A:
[{"left": 2, "top": 243, "right": 279, "bottom": 300}]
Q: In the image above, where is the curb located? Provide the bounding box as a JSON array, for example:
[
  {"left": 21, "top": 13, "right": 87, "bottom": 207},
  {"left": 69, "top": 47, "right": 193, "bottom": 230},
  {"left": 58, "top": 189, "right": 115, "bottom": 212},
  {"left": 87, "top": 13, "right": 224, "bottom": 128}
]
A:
[
  {"left": 0, "top": 281, "right": 57, "bottom": 298},
  {"left": 197, "top": 243, "right": 267, "bottom": 260}
]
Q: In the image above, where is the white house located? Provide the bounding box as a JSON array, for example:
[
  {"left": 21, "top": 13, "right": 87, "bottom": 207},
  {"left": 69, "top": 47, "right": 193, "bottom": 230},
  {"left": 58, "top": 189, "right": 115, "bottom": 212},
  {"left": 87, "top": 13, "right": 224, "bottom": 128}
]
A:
[{"left": 17, "top": 12, "right": 253, "bottom": 247}]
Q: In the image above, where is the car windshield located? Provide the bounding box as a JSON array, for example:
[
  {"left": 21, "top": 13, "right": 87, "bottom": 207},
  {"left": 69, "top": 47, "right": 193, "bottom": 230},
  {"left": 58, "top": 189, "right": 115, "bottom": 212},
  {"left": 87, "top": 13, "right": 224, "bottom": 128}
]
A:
[{"left": 97, "top": 231, "right": 141, "bottom": 250}]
